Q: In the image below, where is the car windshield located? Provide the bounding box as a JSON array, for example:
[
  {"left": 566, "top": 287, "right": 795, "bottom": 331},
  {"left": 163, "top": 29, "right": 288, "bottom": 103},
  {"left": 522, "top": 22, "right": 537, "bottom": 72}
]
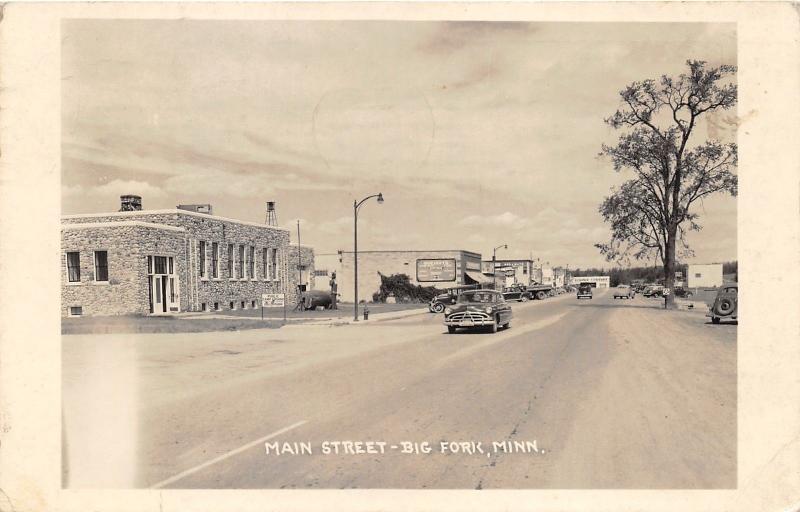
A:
[{"left": 458, "top": 292, "right": 496, "bottom": 303}]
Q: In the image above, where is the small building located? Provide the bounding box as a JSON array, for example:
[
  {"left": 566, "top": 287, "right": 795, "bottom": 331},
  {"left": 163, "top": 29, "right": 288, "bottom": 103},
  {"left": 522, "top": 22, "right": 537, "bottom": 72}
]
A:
[
  {"left": 569, "top": 275, "right": 610, "bottom": 288},
  {"left": 337, "top": 250, "right": 486, "bottom": 303},
  {"left": 61, "top": 196, "right": 311, "bottom": 317},
  {"left": 481, "top": 259, "right": 535, "bottom": 287},
  {"left": 687, "top": 263, "right": 723, "bottom": 288}
]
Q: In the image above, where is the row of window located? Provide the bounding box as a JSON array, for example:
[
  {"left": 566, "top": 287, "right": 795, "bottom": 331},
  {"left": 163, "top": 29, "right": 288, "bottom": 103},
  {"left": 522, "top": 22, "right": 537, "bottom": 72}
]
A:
[
  {"left": 201, "top": 299, "right": 260, "bottom": 311},
  {"left": 66, "top": 251, "right": 108, "bottom": 283},
  {"left": 198, "top": 242, "right": 280, "bottom": 281}
]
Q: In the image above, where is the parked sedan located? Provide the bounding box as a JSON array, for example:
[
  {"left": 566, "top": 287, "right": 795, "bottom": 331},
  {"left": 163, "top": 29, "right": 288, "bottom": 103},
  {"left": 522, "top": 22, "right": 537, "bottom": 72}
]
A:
[
  {"left": 707, "top": 284, "right": 738, "bottom": 324},
  {"left": 642, "top": 285, "right": 664, "bottom": 298},
  {"left": 502, "top": 284, "right": 533, "bottom": 302},
  {"left": 444, "top": 290, "right": 512, "bottom": 334},
  {"left": 613, "top": 284, "right": 635, "bottom": 299}
]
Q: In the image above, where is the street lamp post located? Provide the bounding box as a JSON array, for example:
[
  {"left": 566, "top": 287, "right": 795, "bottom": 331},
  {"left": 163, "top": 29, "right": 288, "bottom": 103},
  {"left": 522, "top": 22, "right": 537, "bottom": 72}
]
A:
[
  {"left": 492, "top": 244, "right": 507, "bottom": 291},
  {"left": 353, "top": 192, "right": 384, "bottom": 322}
]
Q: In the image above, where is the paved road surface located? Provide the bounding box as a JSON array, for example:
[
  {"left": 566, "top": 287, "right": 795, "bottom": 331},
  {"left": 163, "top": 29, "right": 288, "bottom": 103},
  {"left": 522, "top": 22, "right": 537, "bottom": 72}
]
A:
[{"left": 62, "top": 289, "right": 736, "bottom": 489}]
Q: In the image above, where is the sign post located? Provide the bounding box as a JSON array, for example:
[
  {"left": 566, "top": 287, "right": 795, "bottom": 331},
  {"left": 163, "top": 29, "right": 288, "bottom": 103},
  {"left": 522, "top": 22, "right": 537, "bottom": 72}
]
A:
[{"left": 261, "top": 293, "right": 286, "bottom": 324}]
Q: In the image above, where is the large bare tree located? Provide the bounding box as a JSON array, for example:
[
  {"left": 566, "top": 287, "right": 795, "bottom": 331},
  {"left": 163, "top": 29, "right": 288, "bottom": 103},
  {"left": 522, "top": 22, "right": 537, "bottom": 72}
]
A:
[{"left": 597, "top": 60, "right": 738, "bottom": 307}]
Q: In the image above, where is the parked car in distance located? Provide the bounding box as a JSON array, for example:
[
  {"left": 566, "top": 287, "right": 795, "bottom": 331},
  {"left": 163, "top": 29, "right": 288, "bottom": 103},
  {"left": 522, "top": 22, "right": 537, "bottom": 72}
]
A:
[
  {"left": 502, "top": 284, "right": 533, "bottom": 302},
  {"left": 576, "top": 283, "right": 593, "bottom": 300},
  {"left": 643, "top": 285, "right": 664, "bottom": 298},
  {"left": 613, "top": 285, "right": 635, "bottom": 299},
  {"left": 707, "top": 284, "right": 738, "bottom": 324},
  {"left": 444, "top": 290, "right": 512, "bottom": 334},
  {"left": 673, "top": 286, "right": 694, "bottom": 298},
  {"left": 429, "top": 285, "right": 480, "bottom": 313}
]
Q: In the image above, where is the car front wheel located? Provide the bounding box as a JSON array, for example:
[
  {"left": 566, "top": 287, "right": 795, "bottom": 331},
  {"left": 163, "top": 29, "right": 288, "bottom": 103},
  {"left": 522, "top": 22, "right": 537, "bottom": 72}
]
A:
[
  {"left": 432, "top": 303, "right": 445, "bottom": 314},
  {"left": 447, "top": 325, "right": 457, "bottom": 334}
]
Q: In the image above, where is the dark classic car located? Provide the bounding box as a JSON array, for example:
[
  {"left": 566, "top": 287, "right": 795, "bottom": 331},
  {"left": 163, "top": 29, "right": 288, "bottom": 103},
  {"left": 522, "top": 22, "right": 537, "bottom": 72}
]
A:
[
  {"left": 673, "top": 286, "right": 694, "bottom": 298},
  {"left": 707, "top": 284, "right": 738, "bottom": 324},
  {"left": 428, "top": 285, "right": 480, "bottom": 313},
  {"left": 502, "top": 284, "right": 533, "bottom": 302},
  {"left": 576, "top": 283, "right": 593, "bottom": 299},
  {"left": 444, "top": 290, "right": 512, "bottom": 334},
  {"left": 642, "top": 285, "right": 664, "bottom": 297}
]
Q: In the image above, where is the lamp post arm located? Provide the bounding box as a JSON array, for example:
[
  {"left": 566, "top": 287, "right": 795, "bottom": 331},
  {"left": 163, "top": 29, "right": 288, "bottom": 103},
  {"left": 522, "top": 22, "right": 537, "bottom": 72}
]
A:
[{"left": 355, "top": 194, "right": 382, "bottom": 211}]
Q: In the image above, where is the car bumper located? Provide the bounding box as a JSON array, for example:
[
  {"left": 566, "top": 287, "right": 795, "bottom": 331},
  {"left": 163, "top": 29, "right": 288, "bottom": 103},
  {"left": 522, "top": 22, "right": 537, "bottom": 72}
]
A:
[
  {"left": 707, "top": 313, "right": 738, "bottom": 319},
  {"left": 577, "top": 294, "right": 592, "bottom": 298}
]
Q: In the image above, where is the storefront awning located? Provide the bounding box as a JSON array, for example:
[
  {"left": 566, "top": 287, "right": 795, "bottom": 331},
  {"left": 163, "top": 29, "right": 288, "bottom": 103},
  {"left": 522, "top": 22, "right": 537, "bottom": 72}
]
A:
[{"left": 464, "top": 270, "right": 493, "bottom": 284}]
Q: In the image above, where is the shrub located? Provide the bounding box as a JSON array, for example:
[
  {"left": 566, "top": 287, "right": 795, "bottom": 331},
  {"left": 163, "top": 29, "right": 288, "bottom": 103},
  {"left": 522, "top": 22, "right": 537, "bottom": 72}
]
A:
[{"left": 371, "top": 273, "right": 443, "bottom": 303}]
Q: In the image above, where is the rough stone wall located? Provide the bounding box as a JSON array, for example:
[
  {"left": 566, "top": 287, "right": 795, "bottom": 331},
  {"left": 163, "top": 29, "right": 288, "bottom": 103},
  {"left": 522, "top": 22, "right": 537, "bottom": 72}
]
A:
[
  {"left": 61, "top": 210, "right": 308, "bottom": 313},
  {"left": 286, "top": 245, "right": 316, "bottom": 291},
  {"left": 61, "top": 225, "right": 186, "bottom": 316}
]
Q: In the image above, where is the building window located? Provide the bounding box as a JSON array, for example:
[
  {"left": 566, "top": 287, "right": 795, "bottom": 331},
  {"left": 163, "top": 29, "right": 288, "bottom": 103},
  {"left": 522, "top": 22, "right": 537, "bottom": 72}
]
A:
[
  {"left": 68, "top": 306, "right": 83, "bottom": 317},
  {"left": 271, "top": 248, "right": 278, "bottom": 280},
  {"left": 199, "top": 241, "right": 206, "bottom": 278},
  {"left": 66, "top": 252, "right": 81, "bottom": 282},
  {"left": 201, "top": 302, "right": 207, "bottom": 312},
  {"left": 695, "top": 273, "right": 702, "bottom": 278},
  {"left": 238, "top": 245, "right": 245, "bottom": 279},
  {"left": 211, "top": 242, "right": 219, "bottom": 278},
  {"left": 251, "top": 300, "right": 256, "bottom": 309},
  {"left": 262, "top": 248, "right": 269, "bottom": 279},
  {"left": 314, "top": 270, "right": 328, "bottom": 277},
  {"left": 93, "top": 251, "right": 109, "bottom": 282},
  {"left": 229, "top": 301, "right": 235, "bottom": 310},
  {"left": 154, "top": 256, "right": 167, "bottom": 275},
  {"left": 214, "top": 302, "right": 220, "bottom": 311},
  {"left": 228, "top": 244, "right": 234, "bottom": 278},
  {"left": 241, "top": 300, "right": 246, "bottom": 309},
  {"left": 249, "top": 246, "right": 255, "bottom": 279}
]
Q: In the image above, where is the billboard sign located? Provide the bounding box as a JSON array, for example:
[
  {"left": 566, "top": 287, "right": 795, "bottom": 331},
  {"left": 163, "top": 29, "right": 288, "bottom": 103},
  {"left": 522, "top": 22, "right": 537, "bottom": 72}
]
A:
[
  {"left": 261, "top": 293, "right": 285, "bottom": 308},
  {"left": 416, "top": 259, "right": 456, "bottom": 282}
]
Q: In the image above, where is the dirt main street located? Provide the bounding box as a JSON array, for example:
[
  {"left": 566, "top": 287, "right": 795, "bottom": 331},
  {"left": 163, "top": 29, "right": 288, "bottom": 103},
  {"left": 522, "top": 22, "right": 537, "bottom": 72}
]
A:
[{"left": 62, "top": 289, "right": 736, "bottom": 489}]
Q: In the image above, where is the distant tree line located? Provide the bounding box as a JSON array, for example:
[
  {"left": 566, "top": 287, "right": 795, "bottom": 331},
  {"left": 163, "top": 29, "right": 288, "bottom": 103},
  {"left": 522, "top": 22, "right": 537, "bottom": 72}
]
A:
[{"left": 570, "top": 261, "right": 737, "bottom": 287}]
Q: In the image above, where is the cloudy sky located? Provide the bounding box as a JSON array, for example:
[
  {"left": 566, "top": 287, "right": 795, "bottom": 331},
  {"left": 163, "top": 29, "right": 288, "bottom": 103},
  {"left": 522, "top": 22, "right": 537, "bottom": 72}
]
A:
[{"left": 62, "top": 20, "right": 737, "bottom": 269}]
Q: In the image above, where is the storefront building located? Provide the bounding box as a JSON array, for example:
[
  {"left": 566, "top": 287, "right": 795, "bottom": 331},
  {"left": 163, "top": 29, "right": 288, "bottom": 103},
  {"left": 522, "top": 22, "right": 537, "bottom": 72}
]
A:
[
  {"left": 61, "top": 197, "right": 312, "bottom": 317},
  {"left": 481, "top": 259, "right": 535, "bottom": 287},
  {"left": 337, "top": 250, "right": 486, "bottom": 303},
  {"left": 569, "top": 275, "right": 611, "bottom": 288}
]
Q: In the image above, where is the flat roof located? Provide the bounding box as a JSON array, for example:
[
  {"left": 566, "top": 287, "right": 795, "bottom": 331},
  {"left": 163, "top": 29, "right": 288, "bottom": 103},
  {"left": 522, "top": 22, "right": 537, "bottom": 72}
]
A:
[
  {"left": 61, "top": 209, "right": 291, "bottom": 232},
  {"left": 61, "top": 221, "right": 186, "bottom": 233}
]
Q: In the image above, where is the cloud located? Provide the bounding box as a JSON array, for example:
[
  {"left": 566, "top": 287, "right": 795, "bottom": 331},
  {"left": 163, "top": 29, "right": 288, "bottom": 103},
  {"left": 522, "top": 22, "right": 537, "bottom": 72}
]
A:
[
  {"left": 163, "top": 170, "right": 275, "bottom": 199},
  {"left": 459, "top": 211, "right": 531, "bottom": 229},
  {"left": 87, "top": 180, "right": 167, "bottom": 198},
  {"left": 419, "top": 22, "right": 536, "bottom": 54}
]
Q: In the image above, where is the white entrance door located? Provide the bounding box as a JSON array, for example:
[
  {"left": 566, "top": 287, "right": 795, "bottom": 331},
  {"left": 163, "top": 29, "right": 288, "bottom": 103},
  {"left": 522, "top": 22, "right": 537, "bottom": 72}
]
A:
[{"left": 148, "top": 256, "right": 179, "bottom": 314}]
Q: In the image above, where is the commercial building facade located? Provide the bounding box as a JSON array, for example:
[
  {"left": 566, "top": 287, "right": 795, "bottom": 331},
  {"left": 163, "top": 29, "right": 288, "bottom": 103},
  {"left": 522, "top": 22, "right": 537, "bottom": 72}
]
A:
[
  {"left": 569, "top": 275, "right": 611, "bottom": 288},
  {"left": 481, "top": 259, "right": 535, "bottom": 287},
  {"left": 337, "top": 250, "right": 485, "bottom": 303},
  {"left": 61, "top": 201, "right": 311, "bottom": 317},
  {"left": 687, "top": 263, "right": 724, "bottom": 288}
]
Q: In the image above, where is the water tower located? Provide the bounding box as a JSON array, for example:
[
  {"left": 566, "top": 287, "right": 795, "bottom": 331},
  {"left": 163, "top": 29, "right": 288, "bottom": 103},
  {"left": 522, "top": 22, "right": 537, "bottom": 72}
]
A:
[{"left": 265, "top": 201, "right": 278, "bottom": 226}]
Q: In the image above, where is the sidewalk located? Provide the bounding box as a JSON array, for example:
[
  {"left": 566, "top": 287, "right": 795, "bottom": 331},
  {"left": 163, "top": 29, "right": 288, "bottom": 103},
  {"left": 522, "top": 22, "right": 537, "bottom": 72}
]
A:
[{"left": 62, "top": 303, "right": 430, "bottom": 335}]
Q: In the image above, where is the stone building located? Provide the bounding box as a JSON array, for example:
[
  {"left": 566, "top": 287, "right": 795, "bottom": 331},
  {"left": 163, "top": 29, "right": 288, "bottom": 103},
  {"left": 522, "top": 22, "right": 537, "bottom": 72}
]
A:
[
  {"left": 285, "top": 244, "right": 316, "bottom": 292},
  {"left": 61, "top": 197, "right": 313, "bottom": 317}
]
